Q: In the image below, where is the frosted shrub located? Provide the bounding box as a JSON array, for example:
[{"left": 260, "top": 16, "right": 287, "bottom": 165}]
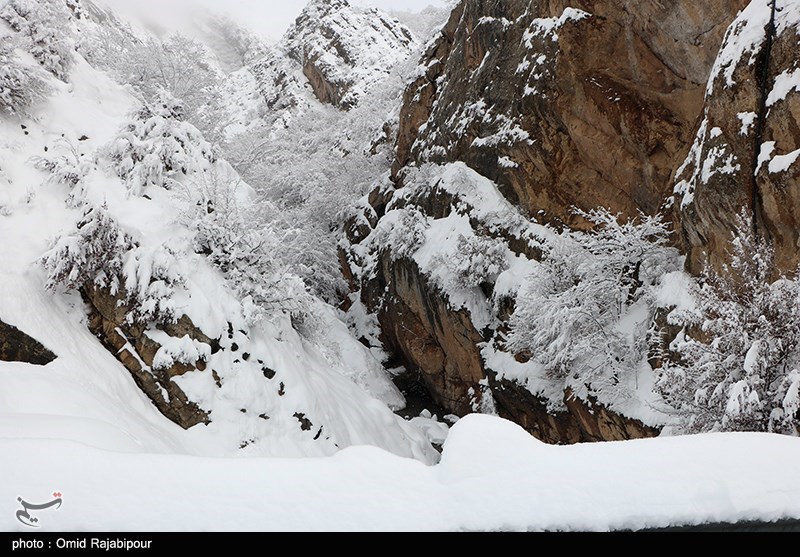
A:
[
  {"left": 372, "top": 206, "right": 429, "bottom": 260},
  {"left": 1, "top": 0, "right": 76, "bottom": 81},
  {"left": 30, "top": 138, "right": 91, "bottom": 206},
  {"left": 108, "top": 91, "right": 216, "bottom": 196},
  {"left": 0, "top": 39, "right": 48, "bottom": 115},
  {"left": 506, "top": 208, "right": 680, "bottom": 393},
  {"left": 121, "top": 243, "right": 185, "bottom": 325},
  {"left": 657, "top": 212, "right": 800, "bottom": 434},
  {"left": 42, "top": 204, "right": 186, "bottom": 325},
  {"left": 42, "top": 204, "right": 133, "bottom": 294},
  {"left": 448, "top": 233, "right": 508, "bottom": 290}
]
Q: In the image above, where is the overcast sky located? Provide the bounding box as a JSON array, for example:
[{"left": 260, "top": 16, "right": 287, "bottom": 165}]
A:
[{"left": 105, "top": 0, "right": 448, "bottom": 41}]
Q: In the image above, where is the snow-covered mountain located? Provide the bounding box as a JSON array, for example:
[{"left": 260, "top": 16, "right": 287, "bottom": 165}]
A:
[
  {"left": 0, "top": 0, "right": 438, "bottom": 462},
  {"left": 3, "top": 0, "right": 800, "bottom": 532}
]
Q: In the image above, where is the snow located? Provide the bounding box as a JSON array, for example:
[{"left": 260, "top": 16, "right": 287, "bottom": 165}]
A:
[
  {"left": 654, "top": 270, "right": 700, "bottom": 324},
  {"left": 708, "top": 0, "right": 770, "bottom": 95},
  {"left": 744, "top": 340, "right": 762, "bottom": 375},
  {"left": 757, "top": 140, "right": 777, "bottom": 174},
  {"left": 753, "top": 140, "right": 800, "bottom": 175},
  {"left": 2, "top": 414, "right": 800, "bottom": 532},
  {"left": 738, "top": 111, "right": 757, "bottom": 135},
  {"left": 768, "top": 148, "right": 800, "bottom": 174},
  {"left": 408, "top": 409, "right": 450, "bottom": 445},
  {"left": 521, "top": 8, "right": 591, "bottom": 47},
  {"left": 674, "top": 116, "right": 708, "bottom": 207},
  {"left": 481, "top": 340, "right": 564, "bottom": 409},
  {"left": 767, "top": 68, "right": 800, "bottom": 107}
]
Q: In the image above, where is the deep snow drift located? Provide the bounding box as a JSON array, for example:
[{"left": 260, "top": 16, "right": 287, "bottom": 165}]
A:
[{"left": 3, "top": 415, "right": 800, "bottom": 532}]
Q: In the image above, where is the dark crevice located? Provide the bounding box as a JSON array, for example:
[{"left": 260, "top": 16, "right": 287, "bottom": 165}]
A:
[{"left": 750, "top": 0, "right": 778, "bottom": 237}]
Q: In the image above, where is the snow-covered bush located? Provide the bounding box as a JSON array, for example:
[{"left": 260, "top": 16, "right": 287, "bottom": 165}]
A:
[
  {"left": 30, "top": 138, "right": 91, "bottom": 205},
  {"left": 108, "top": 91, "right": 216, "bottom": 196},
  {"left": 658, "top": 212, "right": 800, "bottom": 434},
  {"left": 121, "top": 243, "right": 185, "bottom": 325},
  {"left": 0, "top": 39, "right": 48, "bottom": 115},
  {"left": 42, "top": 203, "right": 185, "bottom": 325},
  {"left": 42, "top": 203, "right": 133, "bottom": 294},
  {"left": 447, "top": 233, "right": 508, "bottom": 290},
  {"left": 506, "top": 209, "right": 680, "bottom": 395},
  {"left": 371, "top": 206, "right": 429, "bottom": 261},
  {"left": 1, "top": 0, "right": 76, "bottom": 81}
]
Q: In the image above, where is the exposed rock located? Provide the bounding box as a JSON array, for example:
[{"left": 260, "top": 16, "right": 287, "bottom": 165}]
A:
[
  {"left": 489, "top": 376, "right": 583, "bottom": 444},
  {"left": 563, "top": 389, "right": 660, "bottom": 442},
  {"left": 674, "top": 0, "right": 800, "bottom": 274},
  {"left": 394, "top": 0, "right": 745, "bottom": 226},
  {"left": 255, "top": 0, "right": 417, "bottom": 112},
  {"left": 348, "top": 0, "right": 749, "bottom": 444},
  {"left": 0, "top": 319, "right": 57, "bottom": 366},
  {"left": 82, "top": 283, "right": 209, "bottom": 429},
  {"left": 368, "top": 255, "right": 485, "bottom": 415}
]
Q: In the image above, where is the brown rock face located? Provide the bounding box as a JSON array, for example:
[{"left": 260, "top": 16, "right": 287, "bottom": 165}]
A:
[
  {"left": 82, "top": 284, "right": 210, "bottom": 429},
  {"left": 0, "top": 320, "right": 56, "bottom": 366},
  {"left": 393, "top": 0, "right": 745, "bottom": 226},
  {"left": 368, "top": 255, "right": 485, "bottom": 415},
  {"left": 348, "top": 0, "right": 748, "bottom": 444},
  {"left": 675, "top": 2, "right": 800, "bottom": 274},
  {"left": 281, "top": 0, "right": 416, "bottom": 110}
]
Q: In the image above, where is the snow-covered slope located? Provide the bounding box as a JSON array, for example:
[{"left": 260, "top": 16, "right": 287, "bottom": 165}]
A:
[{"left": 0, "top": 1, "right": 437, "bottom": 463}]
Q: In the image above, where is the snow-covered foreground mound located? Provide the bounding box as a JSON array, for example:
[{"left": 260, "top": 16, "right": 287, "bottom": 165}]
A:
[{"left": 3, "top": 415, "right": 799, "bottom": 532}]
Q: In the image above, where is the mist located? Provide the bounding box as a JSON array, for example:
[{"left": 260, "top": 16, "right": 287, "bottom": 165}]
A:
[{"left": 101, "top": 0, "right": 447, "bottom": 40}]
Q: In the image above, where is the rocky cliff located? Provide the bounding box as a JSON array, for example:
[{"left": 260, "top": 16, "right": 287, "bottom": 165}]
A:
[
  {"left": 393, "top": 0, "right": 747, "bottom": 225},
  {"left": 674, "top": 0, "right": 800, "bottom": 274},
  {"left": 345, "top": 0, "right": 777, "bottom": 444}
]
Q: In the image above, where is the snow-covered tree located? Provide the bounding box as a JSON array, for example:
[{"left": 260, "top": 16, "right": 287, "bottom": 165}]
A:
[
  {"left": 506, "top": 209, "right": 680, "bottom": 398},
  {"left": 0, "top": 38, "right": 48, "bottom": 115},
  {"left": 657, "top": 212, "right": 800, "bottom": 434},
  {"left": 371, "top": 206, "right": 429, "bottom": 261},
  {"left": 447, "top": 233, "right": 508, "bottom": 291},
  {"left": 176, "top": 165, "right": 321, "bottom": 329},
  {"left": 107, "top": 91, "right": 216, "bottom": 196},
  {"left": 42, "top": 203, "right": 133, "bottom": 295},
  {"left": 81, "top": 31, "right": 223, "bottom": 138},
  {"left": 0, "top": 0, "right": 76, "bottom": 81},
  {"left": 121, "top": 243, "right": 185, "bottom": 325},
  {"left": 42, "top": 202, "right": 186, "bottom": 326}
]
